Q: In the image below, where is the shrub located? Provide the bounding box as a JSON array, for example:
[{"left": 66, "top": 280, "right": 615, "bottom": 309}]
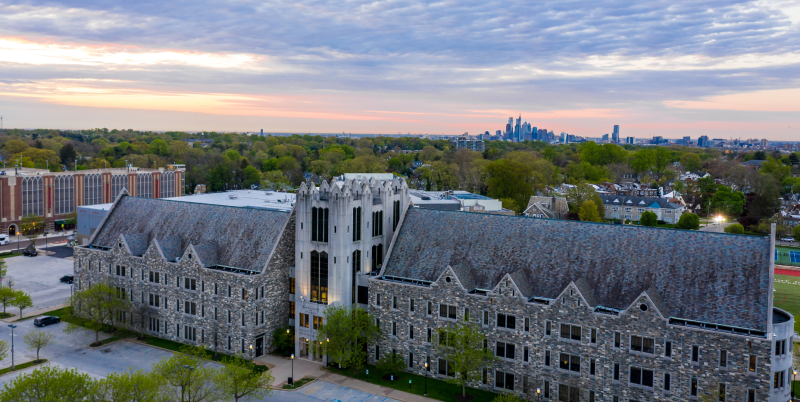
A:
[
  {"left": 794, "top": 225, "right": 800, "bottom": 240},
  {"left": 376, "top": 350, "right": 406, "bottom": 376},
  {"left": 724, "top": 223, "right": 745, "bottom": 234},
  {"left": 676, "top": 213, "right": 700, "bottom": 230},
  {"left": 640, "top": 211, "right": 658, "bottom": 226}
]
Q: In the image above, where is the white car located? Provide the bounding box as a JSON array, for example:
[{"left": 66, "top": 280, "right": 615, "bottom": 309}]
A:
[
  {"left": 781, "top": 237, "right": 796, "bottom": 242},
  {"left": 0, "top": 235, "right": 8, "bottom": 245}
]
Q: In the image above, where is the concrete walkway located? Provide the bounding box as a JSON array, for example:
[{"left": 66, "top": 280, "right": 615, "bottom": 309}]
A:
[{"left": 257, "top": 354, "right": 435, "bottom": 402}]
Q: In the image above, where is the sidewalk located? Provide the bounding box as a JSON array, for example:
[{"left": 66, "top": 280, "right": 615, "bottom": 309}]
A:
[
  {"left": 258, "top": 354, "right": 436, "bottom": 402},
  {"left": 0, "top": 303, "right": 66, "bottom": 323}
]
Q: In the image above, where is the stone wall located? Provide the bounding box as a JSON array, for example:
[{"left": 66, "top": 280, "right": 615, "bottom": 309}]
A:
[
  {"left": 367, "top": 267, "right": 774, "bottom": 401},
  {"left": 73, "top": 212, "right": 295, "bottom": 359}
]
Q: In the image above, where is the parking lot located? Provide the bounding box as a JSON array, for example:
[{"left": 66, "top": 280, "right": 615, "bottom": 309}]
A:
[{"left": 4, "top": 252, "right": 74, "bottom": 313}]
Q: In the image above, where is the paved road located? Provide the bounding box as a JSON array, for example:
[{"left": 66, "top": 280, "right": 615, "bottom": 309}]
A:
[{"left": 0, "top": 233, "right": 73, "bottom": 253}]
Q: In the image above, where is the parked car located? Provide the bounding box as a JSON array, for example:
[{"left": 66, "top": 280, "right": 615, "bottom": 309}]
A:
[
  {"left": 33, "top": 316, "right": 60, "bottom": 327},
  {"left": 23, "top": 249, "right": 38, "bottom": 257},
  {"left": 60, "top": 275, "right": 74, "bottom": 284},
  {"left": 782, "top": 237, "right": 796, "bottom": 242},
  {"left": 0, "top": 234, "right": 8, "bottom": 245}
]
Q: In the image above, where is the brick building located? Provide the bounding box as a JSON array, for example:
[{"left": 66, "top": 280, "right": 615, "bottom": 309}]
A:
[{"left": 0, "top": 165, "right": 184, "bottom": 236}]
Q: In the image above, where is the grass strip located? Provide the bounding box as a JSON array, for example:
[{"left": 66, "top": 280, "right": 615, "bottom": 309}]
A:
[
  {"left": 282, "top": 376, "right": 315, "bottom": 389},
  {"left": 142, "top": 337, "right": 268, "bottom": 373},
  {"left": 0, "top": 359, "right": 47, "bottom": 376},
  {"left": 0, "top": 312, "right": 13, "bottom": 319},
  {"left": 328, "top": 365, "right": 501, "bottom": 402}
]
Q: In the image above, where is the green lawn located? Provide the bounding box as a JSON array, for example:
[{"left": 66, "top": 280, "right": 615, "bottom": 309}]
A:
[
  {"left": 282, "top": 377, "right": 315, "bottom": 389},
  {"left": 773, "top": 274, "right": 800, "bottom": 334},
  {"left": 142, "top": 337, "right": 268, "bottom": 373},
  {"left": 328, "top": 365, "right": 502, "bottom": 402},
  {"left": 0, "top": 359, "right": 47, "bottom": 375}
]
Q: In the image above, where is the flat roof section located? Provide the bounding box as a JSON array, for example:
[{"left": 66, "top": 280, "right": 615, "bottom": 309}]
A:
[{"left": 165, "top": 190, "right": 296, "bottom": 211}]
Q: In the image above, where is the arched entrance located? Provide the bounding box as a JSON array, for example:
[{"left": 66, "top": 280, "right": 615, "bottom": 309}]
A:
[{"left": 8, "top": 225, "right": 16, "bottom": 237}]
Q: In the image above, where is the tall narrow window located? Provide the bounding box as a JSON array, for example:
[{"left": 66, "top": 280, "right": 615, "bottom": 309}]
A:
[
  {"left": 372, "top": 244, "right": 384, "bottom": 269},
  {"left": 54, "top": 175, "right": 75, "bottom": 215},
  {"left": 311, "top": 207, "right": 329, "bottom": 242},
  {"left": 393, "top": 200, "right": 400, "bottom": 231},
  {"left": 353, "top": 207, "right": 362, "bottom": 241},
  {"left": 372, "top": 210, "right": 383, "bottom": 237},
  {"left": 310, "top": 251, "right": 329, "bottom": 303}
]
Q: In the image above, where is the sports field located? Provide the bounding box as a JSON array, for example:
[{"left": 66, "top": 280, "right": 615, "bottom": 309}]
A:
[{"left": 773, "top": 273, "right": 800, "bottom": 334}]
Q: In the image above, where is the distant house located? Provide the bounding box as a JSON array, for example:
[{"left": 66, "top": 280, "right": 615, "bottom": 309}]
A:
[
  {"left": 523, "top": 196, "right": 569, "bottom": 219},
  {"left": 781, "top": 193, "right": 799, "bottom": 210},
  {"left": 617, "top": 183, "right": 660, "bottom": 197},
  {"left": 600, "top": 194, "right": 685, "bottom": 223},
  {"left": 741, "top": 160, "right": 764, "bottom": 169}
]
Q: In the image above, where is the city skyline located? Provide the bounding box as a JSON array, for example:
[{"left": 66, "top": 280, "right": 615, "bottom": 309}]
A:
[{"left": 0, "top": 1, "right": 799, "bottom": 140}]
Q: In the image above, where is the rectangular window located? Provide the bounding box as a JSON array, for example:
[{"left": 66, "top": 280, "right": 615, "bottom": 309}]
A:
[
  {"left": 719, "top": 383, "right": 726, "bottom": 401},
  {"left": 590, "top": 359, "right": 596, "bottom": 376},
  {"left": 377, "top": 294, "right": 381, "bottom": 306},
  {"left": 392, "top": 321, "right": 397, "bottom": 336},
  {"left": 630, "top": 336, "right": 655, "bottom": 354},
  {"left": 427, "top": 301, "right": 432, "bottom": 315},
  {"left": 545, "top": 350, "right": 551, "bottom": 367},
  {"left": 523, "top": 346, "right": 529, "bottom": 362},
  {"left": 310, "top": 251, "right": 329, "bottom": 303},
  {"left": 613, "top": 363, "right": 620, "bottom": 381},
  {"left": 184, "top": 301, "right": 196, "bottom": 315},
  {"left": 776, "top": 339, "right": 787, "bottom": 356},
  {"left": 749, "top": 356, "right": 757, "bottom": 372},
  {"left": 543, "top": 381, "right": 550, "bottom": 399},
  {"left": 184, "top": 277, "right": 196, "bottom": 291},
  {"left": 558, "top": 385, "right": 580, "bottom": 402},
  {"left": 560, "top": 324, "right": 581, "bottom": 341},
  {"left": 439, "top": 304, "right": 457, "bottom": 320},
  {"left": 376, "top": 345, "right": 380, "bottom": 360},
  {"left": 353, "top": 207, "right": 362, "bottom": 241},
  {"left": 495, "top": 342, "right": 515, "bottom": 359},
  {"left": 408, "top": 352, "right": 413, "bottom": 368},
  {"left": 664, "top": 373, "right": 671, "bottom": 391},
  {"left": 289, "top": 278, "right": 295, "bottom": 294},
  {"left": 427, "top": 327, "right": 432, "bottom": 343},
  {"left": 692, "top": 345, "right": 699, "bottom": 362},
  {"left": 410, "top": 299, "right": 415, "bottom": 312},
  {"left": 372, "top": 210, "right": 383, "bottom": 237},
  {"left": 392, "top": 295, "right": 397, "bottom": 309},
  {"left": 464, "top": 308, "right": 469, "bottom": 321},
  {"left": 409, "top": 325, "right": 414, "bottom": 340},
  {"left": 719, "top": 350, "right": 727, "bottom": 367},
  {"left": 558, "top": 353, "right": 580, "bottom": 372},
  {"left": 545, "top": 321, "right": 551, "bottom": 336},
  {"left": 483, "top": 311, "right": 489, "bottom": 325},
  {"left": 629, "top": 366, "right": 654, "bottom": 387},
  {"left": 691, "top": 377, "right": 698, "bottom": 396},
  {"left": 438, "top": 359, "right": 454, "bottom": 377},
  {"left": 524, "top": 317, "right": 529, "bottom": 332},
  {"left": 311, "top": 206, "right": 329, "bottom": 242},
  {"left": 589, "top": 391, "right": 595, "bottom": 402},
  {"left": 590, "top": 328, "right": 597, "bottom": 344},
  {"left": 494, "top": 370, "right": 514, "bottom": 391},
  {"left": 748, "top": 389, "right": 755, "bottom": 402},
  {"left": 665, "top": 341, "right": 672, "bottom": 358},
  {"left": 496, "top": 313, "right": 516, "bottom": 329},
  {"left": 614, "top": 332, "right": 621, "bottom": 348}
]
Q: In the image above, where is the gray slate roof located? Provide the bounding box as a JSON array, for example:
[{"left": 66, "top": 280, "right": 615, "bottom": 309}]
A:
[
  {"left": 599, "top": 194, "right": 682, "bottom": 209},
  {"left": 382, "top": 208, "right": 772, "bottom": 331},
  {"left": 91, "top": 196, "right": 291, "bottom": 272}
]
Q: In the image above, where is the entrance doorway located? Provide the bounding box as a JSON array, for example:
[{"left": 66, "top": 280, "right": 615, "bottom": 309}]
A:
[
  {"left": 255, "top": 337, "right": 264, "bottom": 358},
  {"left": 8, "top": 225, "right": 15, "bottom": 237},
  {"left": 299, "top": 338, "right": 309, "bottom": 358}
]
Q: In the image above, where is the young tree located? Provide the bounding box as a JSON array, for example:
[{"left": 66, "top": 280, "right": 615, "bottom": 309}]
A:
[
  {"left": 434, "top": 320, "right": 497, "bottom": 398},
  {"left": 96, "top": 368, "right": 163, "bottom": 402},
  {"left": 317, "top": 304, "right": 382, "bottom": 369},
  {"left": 565, "top": 183, "right": 605, "bottom": 219},
  {"left": 12, "top": 290, "right": 33, "bottom": 319},
  {"left": 794, "top": 225, "right": 800, "bottom": 241},
  {"left": 0, "top": 259, "right": 7, "bottom": 285},
  {"left": 131, "top": 303, "right": 149, "bottom": 339},
  {"left": 24, "top": 330, "right": 54, "bottom": 361},
  {"left": 20, "top": 214, "right": 45, "bottom": 243},
  {"left": 375, "top": 350, "right": 406, "bottom": 376},
  {"left": 214, "top": 354, "right": 274, "bottom": 402},
  {"left": 578, "top": 200, "right": 601, "bottom": 222},
  {"left": 0, "top": 365, "right": 96, "bottom": 402},
  {"left": 65, "top": 282, "right": 118, "bottom": 344},
  {"left": 0, "top": 287, "right": 16, "bottom": 314},
  {"left": 640, "top": 211, "right": 658, "bottom": 226},
  {"left": 152, "top": 345, "right": 221, "bottom": 402},
  {"left": 0, "top": 340, "right": 8, "bottom": 361},
  {"left": 271, "top": 324, "right": 294, "bottom": 356}
]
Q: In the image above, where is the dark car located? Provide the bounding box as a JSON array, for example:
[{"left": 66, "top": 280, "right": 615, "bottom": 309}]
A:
[
  {"left": 33, "top": 316, "right": 60, "bottom": 327},
  {"left": 23, "top": 249, "right": 38, "bottom": 257},
  {"left": 60, "top": 275, "right": 74, "bottom": 284}
]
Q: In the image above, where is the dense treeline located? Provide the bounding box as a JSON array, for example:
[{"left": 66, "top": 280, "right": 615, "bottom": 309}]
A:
[{"left": 0, "top": 128, "right": 797, "bottom": 231}]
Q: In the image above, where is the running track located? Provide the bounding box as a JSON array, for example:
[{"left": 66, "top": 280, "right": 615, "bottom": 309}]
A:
[{"left": 776, "top": 268, "right": 800, "bottom": 277}]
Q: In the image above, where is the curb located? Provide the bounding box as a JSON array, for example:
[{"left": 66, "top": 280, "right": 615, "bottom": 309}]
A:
[
  {"left": 276, "top": 377, "right": 318, "bottom": 391},
  {"left": 1, "top": 304, "right": 68, "bottom": 323},
  {"left": 0, "top": 359, "right": 49, "bottom": 378}
]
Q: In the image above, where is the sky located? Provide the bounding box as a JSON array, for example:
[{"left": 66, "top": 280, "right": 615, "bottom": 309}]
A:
[{"left": 1, "top": 0, "right": 800, "bottom": 140}]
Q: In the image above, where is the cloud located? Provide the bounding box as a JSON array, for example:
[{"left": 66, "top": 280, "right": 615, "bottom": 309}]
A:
[{"left": 664, "top": 87, "right": 800, "bottom": 111}]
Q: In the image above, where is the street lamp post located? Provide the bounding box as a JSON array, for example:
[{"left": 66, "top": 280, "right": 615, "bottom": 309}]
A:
[
  {"left": 793, "top": 370, "right": 797, "bottom": 399},
  {"left": 183, "top": 365, "right": 194, "bottom": 402},
  {"left": 424, "top": 362, "right": 428, "bottom": 396},
  {"left": 44, "top": 230, "right": 48, "bottom": 253},
  {"left": 290, "top": 353, "right": 295, "bottom": 386},
  {"left": 16, "top": 231, "right": 20, "bottom": 251},
  {"left": 536, "top": 387, "right": 541, "bottom": 402},
  {"left": 8, "top": 324, "right": 17, "bottom": 369}
]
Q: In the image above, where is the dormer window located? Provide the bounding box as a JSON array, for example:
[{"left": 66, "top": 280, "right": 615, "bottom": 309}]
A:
[{"left": 119, "top": 243, "right": 123, "bottom": 248}]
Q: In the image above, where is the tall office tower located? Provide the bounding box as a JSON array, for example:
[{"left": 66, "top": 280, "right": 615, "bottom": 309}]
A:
[
  {"left": 612, "top": 125, "right": 620, "bottom": 143},
  {"left": 602, "top": 134, "right": 609, "bottom": 142},
  {"left": 514, "top": 115, "right": 521, "bottom": 142},
  {"left": 531, "top": 127, "right": 538, "bottom": 141},
  {"left": 505, "top": 123, "right": 512, "bottom": 139},
  {"left": 294, "top": 176, "right": 410, "bottom": 358},
  {"left": 698, "top": 135, "right": 709, "bottom": 147},
  {"left": 496, "top": 130, "right": 502, "bottom": 139},
  {"left": 626, "top": 137, "right": 635, "bottom": 145}
]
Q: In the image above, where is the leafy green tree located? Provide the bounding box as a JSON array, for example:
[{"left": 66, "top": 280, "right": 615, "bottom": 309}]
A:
[
  {"left": 580, "top": 142, "right": 627, "bottom": 165},
  {"left": 95, "top": 368, "right": 163, "bottom": 402},
  {"left": 433, "top": 320, "right": 497, "bottom": 398},
  {"left": 214, "top": 354, "right": 274, "bottom": 402},
  {"left": 676, "top": 213, "right": 701, "bottom": 230},
  {"left": 724, "top": 223, "right": 745, "bottom": 234},
  {"left": 272, "top": 324, "right": 294, "bottom": 356},
  {"left": 66, "top": 282, "right": 122, "bottom": 344},
  {"left": 148, "top": 139, "right": 170, "bottom": 156},
  {"left": 24, "top": 330, "right": 53, "bottom": 360},
  {"left": 710, "top": 186, "right": 745, "bottom": 216},
  {"left": 0, "top": 365, "right": 96, "bottom": 402},
  {"left": 640, "top": 211, "right": 658, "bottom": 226},
  {"left": 748, "top": 174, "right": 781, "bottom": 219},
  {"left": 761, "top": 157, "right": 791, "bottom": 183},
  {"left": 565, "top": 183, "right": 605, "bottom": 219},
  {"left": 375, "top": 350, "right": 406, "bottom": 376},
  {"left": 225, "top": 149, "right": 242, "bottom": 162},
  {"left": 317, "top": 305, "right": 381, "bottom": 369},
  {"left": 486, "top": 159, "right": 533, "bottom": 211},
  {"left": 578, "top": 200, "right": 601, "bottom": 222},
  {"left": 680, "top": 153, "right": 702, "bottom": 172},
  {"left": 794, "top": 225, "right": 800, "bottom": 240},
  {"left": 0, "top": 286, "right": 16, "bottom": 314},
  {"left": 59, "top": 143, "right": 77, "bottom": 168},
  {"left": 20, "top": 214, "right": 45, "bottom": 242},
  {"left": 630, "top": 148, "right": 653, "bottom": 176},
  {"left": 241, "top": 166, "right": 262, "bottom": 189},
  {"left": 152, "top": 345, "right": 221, "bottom": 402},
  {"left": 0, "top": 340, "right": 8, "bottom": 361},
  {"left": 652, "top": 147, "right": 672, "bottom": 179},
  {"left": 12, "top": 290, "right": 33, "bottom": 319}
]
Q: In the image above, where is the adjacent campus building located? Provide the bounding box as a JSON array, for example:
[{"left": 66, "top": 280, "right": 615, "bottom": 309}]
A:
[
  {"left": 73, "top": 176, "right": 792, "bottom": 402},
  {"left": 0, "top": 165, "right": 184, "bottom": 236}
]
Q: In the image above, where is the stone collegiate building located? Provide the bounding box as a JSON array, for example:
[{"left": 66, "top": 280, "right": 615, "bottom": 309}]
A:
[{"left": 75, "top": 176, "right": 792, "bottom": 402}]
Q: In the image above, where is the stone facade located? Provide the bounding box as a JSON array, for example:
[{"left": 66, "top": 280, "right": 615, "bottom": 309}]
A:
[
  {"left": 368, "top": 267, "right": 787, "bottom": 401},
  {"left": 73, "top": 206, "right": 294, "bottom": 360}
]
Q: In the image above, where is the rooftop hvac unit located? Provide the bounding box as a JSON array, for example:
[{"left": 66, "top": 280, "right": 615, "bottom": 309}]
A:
[{"left": 228, "top": 194, "right": 238, "bottom": 199}]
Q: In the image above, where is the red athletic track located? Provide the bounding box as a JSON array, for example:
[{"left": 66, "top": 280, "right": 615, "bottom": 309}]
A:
[{"left": 776, "top": 268, "right": 800, "bottom": 277}]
